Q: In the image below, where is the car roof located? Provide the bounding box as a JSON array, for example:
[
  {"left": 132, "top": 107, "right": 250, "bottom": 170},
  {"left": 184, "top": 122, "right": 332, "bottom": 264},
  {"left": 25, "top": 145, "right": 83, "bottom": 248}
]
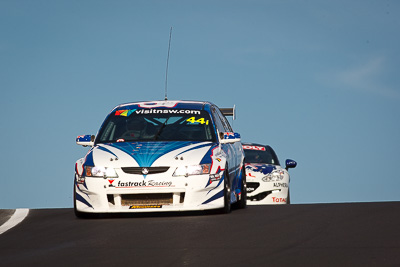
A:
[{"left": 114, "top": 100, "right": 214, "bottom": 111}]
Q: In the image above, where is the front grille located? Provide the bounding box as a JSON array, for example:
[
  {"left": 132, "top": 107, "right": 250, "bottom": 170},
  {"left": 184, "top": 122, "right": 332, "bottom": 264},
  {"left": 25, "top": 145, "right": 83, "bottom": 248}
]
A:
[
  {"left": 121, "top": 166, "right": 170, "bottom": 175},
  {"left": 121, "top": 193, "right": 173, "bottom": 206}
]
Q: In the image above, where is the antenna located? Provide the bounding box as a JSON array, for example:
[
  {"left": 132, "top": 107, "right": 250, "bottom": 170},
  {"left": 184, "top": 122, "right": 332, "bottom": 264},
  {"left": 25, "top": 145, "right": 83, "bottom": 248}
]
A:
[{"left": 164, "top": 27, "right": 173, "bottom": 100}]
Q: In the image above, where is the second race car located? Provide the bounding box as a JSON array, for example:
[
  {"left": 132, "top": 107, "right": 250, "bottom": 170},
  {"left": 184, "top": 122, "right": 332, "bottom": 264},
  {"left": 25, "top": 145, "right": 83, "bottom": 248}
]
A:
[{"left": 243, "top": 143, "right": 297, "bottom": 205}]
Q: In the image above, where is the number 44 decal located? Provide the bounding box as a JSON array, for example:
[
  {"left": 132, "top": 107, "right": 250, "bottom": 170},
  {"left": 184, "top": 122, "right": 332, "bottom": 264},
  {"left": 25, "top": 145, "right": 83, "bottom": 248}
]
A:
[{"left": 187, "top": 117, "right": 209, "bottom": 125}]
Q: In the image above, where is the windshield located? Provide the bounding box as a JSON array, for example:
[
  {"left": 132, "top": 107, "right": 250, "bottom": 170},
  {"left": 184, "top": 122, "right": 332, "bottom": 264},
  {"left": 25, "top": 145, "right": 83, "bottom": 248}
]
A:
[
  {"left": 96, "top": 109, "right": 216, "bottom": 143},
  {"left": 243, "top": 145, "right": 280, "bottom": 165}
]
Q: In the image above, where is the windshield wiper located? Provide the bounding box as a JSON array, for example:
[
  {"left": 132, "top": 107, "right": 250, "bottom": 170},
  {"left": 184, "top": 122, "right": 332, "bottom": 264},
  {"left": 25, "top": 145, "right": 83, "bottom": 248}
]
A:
[{"left": 154, "top": 117, "right": 170, "bottom": 140}]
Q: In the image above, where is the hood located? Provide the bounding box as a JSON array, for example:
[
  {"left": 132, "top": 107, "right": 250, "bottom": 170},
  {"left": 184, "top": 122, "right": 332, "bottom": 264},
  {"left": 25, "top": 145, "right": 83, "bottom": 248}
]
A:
[
  {"left": 84, "top": 141, "right": 216, "bottom": 168},
  {"left": 245, "top": 163, "right": 277, "bottom": 175}
]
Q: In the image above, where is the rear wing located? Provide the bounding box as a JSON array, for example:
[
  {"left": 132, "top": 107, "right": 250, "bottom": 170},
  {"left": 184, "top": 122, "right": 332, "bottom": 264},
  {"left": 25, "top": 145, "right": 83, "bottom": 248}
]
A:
[{"left": 220, "top": 105, "right": 236, "bottom": 120}]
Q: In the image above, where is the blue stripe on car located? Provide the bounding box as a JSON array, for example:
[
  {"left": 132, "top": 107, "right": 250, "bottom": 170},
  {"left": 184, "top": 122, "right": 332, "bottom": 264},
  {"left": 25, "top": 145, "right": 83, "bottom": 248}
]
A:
[
  {"left": 108, "top": 141, "right": 198, "bottom": 167},
  {"left": 82, "top": 149, "right": 95, "bottom": 176},
  {"left": 97, "top": 146, "right": 118, "bottom": 158},
  {"left": 75, "top": 191, "right": 93, "bottom": 208},
  {"left": 176, "top": 143, "right": 213, "bottom": 157},
  {"left": 202, "top": 189, "right": 224, "bottom": 205},
  {"left": 246, "top": 164, "right": 276, "bottom": 174},
  {"left": 199, "top": 143, "right": 218, "bottom": 165},
  {"left": 84, "top": 150, "right": 94, "bottom": 166}
]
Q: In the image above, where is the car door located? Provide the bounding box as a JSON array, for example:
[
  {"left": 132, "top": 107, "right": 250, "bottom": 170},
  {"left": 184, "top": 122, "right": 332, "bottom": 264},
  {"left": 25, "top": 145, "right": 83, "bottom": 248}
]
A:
[{"left": 211, "top": 106, "right": 242, "bottom": 188}]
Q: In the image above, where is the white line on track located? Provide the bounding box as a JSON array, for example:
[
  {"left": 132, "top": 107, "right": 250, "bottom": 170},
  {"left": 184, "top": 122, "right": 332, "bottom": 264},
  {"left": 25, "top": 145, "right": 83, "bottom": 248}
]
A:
[{"left": 0, "top": 209, "right": 29, "bottom": 235}]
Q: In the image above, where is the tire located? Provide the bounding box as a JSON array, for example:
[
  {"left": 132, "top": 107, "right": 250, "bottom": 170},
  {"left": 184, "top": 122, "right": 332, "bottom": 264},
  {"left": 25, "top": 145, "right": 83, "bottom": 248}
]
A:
[
  {"left": 236, "top": 165, "right": 247, "bottom": 209},
  {"left": 222, "top": 169, "right": 231, "bottom": 214}
]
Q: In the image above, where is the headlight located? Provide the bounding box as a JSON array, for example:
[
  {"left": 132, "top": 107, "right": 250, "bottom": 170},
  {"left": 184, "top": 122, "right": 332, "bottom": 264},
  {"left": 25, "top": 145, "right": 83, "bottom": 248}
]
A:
[
  {"left": 173, "top": 164, "right": 211, "bottom": 177},
  {"left": 85, "top": 166, "right": 118, "bottom": 178},
  {"left": 262, "top": 170, "right": 284, "bottom": 182}
]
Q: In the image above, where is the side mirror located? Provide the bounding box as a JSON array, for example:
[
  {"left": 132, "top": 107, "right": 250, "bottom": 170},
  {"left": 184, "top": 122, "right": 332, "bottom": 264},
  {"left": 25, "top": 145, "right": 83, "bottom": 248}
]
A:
[
  {"left": 220, "top": 132, "right": 241, "bottom": 144},
  {"left": 76, "top": 135, "right": 95, "bottom": 147},
  {"left": 285, "top": 159, "right": 297, "bottom": 170}
]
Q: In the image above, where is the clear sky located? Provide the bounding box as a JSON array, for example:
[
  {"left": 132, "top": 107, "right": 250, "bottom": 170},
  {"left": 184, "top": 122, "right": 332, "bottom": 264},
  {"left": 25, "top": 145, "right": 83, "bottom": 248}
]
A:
[{"left": 1, "top": 0, "right": 399, "bottom": 209}]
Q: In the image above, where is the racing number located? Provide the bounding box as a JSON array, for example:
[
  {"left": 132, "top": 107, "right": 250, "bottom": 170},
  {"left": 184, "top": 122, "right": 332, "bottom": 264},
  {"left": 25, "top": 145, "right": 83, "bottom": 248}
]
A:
[{"left": 187, "top": 117, "right": 209, "bottom": 125}]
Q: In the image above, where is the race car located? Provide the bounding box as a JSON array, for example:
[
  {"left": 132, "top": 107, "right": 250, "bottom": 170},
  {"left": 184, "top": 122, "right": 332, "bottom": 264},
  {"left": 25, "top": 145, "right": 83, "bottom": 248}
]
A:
[
  {"left": 243, "top": 143, "right": 297, "bottom": 205},
  {"left": 74, "top": 100, "right": 246, "bottom": 217}
]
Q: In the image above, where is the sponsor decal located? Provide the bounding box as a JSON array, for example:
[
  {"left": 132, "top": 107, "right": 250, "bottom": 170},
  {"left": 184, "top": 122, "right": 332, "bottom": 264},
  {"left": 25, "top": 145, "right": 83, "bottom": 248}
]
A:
[
  {"left": 186, "top": 116, "right": 209, "bottom": 125},
  {"left": 271, "top": 197, "right": 287, "bottom": 203},
  {"left": 134, "top": 109, "right": 201, "bottom": 115},
  {"left": 116, "top": 180, "right": 173, "bottom": 188},
  {"left": 129, "top": 205, "right": 162, "bottom": 209},
  {"left": 207, "top": 173, "right": 221, "bottom": 184},
  {"left": 243, "top": 145, "right": 266, "bottom": 151},
  {"left": 76, "top": 176, "right": 85, "bottom": 184},
  {"left": 147, "top": 180, "right": 172, "bottom": 187},
  {"left": 262, "top": 169, "right": 284, "bottom": 182},
  {"left": 108, "top": 179, "right": 115, "bottom": 187},
  {"left": 273, "top": 182, "right": 288, "bottom": 188},
  {"left": 115, "top": 109, "right": 136, "bottom": 116}
]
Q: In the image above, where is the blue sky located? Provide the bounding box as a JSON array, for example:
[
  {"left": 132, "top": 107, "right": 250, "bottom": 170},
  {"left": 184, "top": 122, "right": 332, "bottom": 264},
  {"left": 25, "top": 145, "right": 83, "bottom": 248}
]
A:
[{"left": 1, "top": 0, "right": 399, "bottom": 209}]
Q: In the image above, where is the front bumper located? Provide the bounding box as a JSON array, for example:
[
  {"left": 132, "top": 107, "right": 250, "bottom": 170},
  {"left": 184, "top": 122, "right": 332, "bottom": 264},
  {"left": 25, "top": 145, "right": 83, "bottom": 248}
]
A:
[
  {"left": 75, "top": 172, "right": 225, "bottom": 213},
  {"left": 246, "top": 180, "right": 289, "bottom": 205}
]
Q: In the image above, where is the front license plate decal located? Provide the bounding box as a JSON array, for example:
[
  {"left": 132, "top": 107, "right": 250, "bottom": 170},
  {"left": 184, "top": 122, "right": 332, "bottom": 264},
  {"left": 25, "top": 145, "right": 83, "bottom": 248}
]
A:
[{"left": 129, "top": 205, "right": 163, "bottom": 209}]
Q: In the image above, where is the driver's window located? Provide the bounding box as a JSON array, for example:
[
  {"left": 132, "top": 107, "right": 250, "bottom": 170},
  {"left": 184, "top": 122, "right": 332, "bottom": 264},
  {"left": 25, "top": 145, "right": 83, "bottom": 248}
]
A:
[
  {"left": 211, "top": 106, "right": 225, "bottom": 134},
  {"left": 215, "top": 108, "right": 232, "bottom": 132}
]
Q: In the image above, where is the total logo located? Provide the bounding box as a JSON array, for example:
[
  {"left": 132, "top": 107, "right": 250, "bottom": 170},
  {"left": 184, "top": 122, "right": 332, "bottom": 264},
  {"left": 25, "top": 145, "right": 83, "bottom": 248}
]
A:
[{"left": 271, "top": 197, "right": 286, "bottom": 203}]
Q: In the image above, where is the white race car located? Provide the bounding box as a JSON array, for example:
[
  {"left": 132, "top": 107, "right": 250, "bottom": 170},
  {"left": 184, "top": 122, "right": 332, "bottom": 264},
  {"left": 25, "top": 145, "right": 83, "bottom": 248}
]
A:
[
  {"left": 243, "top": 143, "right": 297, "bottom": 204},
  {"left": 74, "top": 100, "right": 246, "bottom": 217}
]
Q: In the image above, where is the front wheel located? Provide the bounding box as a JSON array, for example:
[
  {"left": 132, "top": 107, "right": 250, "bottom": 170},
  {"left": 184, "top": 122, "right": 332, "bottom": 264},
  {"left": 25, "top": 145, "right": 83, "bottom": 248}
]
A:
[
  {"left": 222, "top": 169, "right": 231, "bottom": 214},
  {"left": 236, "top": 165, "right": 247, "bottom": 209}
]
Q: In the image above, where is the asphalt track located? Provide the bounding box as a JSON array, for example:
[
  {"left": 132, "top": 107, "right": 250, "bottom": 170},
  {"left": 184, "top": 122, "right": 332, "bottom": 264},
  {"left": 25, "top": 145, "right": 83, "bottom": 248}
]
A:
[{"left": 1, "top": 202, "right": 400, "bottom": 267}]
